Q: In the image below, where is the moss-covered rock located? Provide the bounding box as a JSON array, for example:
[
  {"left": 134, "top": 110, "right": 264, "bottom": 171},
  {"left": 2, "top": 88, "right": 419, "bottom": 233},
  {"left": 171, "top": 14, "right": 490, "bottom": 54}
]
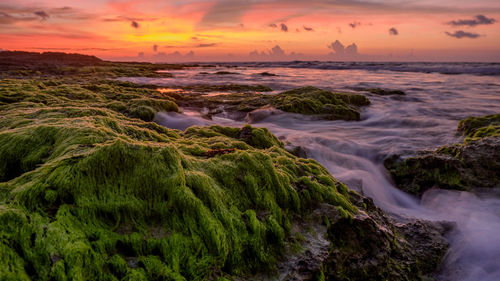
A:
[
  {"left": 165, "top": 86, "right": 371, "bottom": 122},
  {"left": 271, "top": 86, "right": 370, "bottom": 121},
  {"left": 458, "top": 113, "right": 500, "bottom": 140},
  {"left": 0, "top": 78, "right": 356, "bottom": 280},
  {"left": 385, "top": 114, "right": 500, "bottom": 195},
  {"left": 0, "top": 53, "right": 448, "bottom": 280}
]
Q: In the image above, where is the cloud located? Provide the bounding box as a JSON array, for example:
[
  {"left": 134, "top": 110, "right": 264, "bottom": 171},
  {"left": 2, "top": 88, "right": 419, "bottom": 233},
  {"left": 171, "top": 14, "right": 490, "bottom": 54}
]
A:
[
  {"left": 269, "top": 23, "right": 277, "bottom": 28},
  {"left": 197, "top": 43, "right": 217, "bottom": 47},
  {"left": 349, "top": 21, "right": 361, "bottom": 28},
  {"left": 303, "top": 26, "right": 314, "bottom": 31},
  {"left": 447, "top": 15, "right": 496, "bottom": 27},
  {"left": 271, "top": 45, "right": 285, "bottom": 56},
  {"left": 328, "top": 40, "right": 345, "bottom": 54},
  {"left": 445, "top": 30, "right": 481, "bottom": 39},
  {"left": 131, "top": 21, "right": 139, "bottom": 28},
  {"left": 189, "top": 0, "right": 500, "bottom": 30},
  {"left": 280, "top": 23, "right": 288, "bottom": 32},
  {"left": 345, "top": 43, "right": 358, "bottom": 54},
  {"left": 248, "top": 45, "right": 299, "bottom": 61},
  {"left": 328, "top": 40, "right": 359, "bottom": 56},
  {"left": 104, "top": 16, "right": 155, "bottom": 23},
  {"left": 153, "top": 44, "right": 158, "bottom": 52},
  {"left": 0, "top": 11, "right": 36, "bottom": 24},
  {"left": 34, "top": 11, "right": 49, "bottom": 21},
  {"left": 162, "top": 42, "right": 219, "bottom": 49},
  {"left": 196, "top": 0, "right": 251, "bottom": 29},
  {"left": 0, "top": 6, "right": 96, "bottom": 25},
  {"left": 389, "top": 27, "right": 398, "bottom": 35}
]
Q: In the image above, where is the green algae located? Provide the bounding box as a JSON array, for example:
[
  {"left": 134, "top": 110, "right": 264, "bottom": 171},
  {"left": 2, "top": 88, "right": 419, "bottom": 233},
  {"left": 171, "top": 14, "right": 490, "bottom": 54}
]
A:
[
  {"left": 271, "top": 86, "right": 370, "bottom": 121},
  {"left": 0, "top": 77, "right": 356, "bottom": 280},
  {"left": 385, "top": 113, "right": 500, "bottom": 195},
  {"left": 0, "top": 79, "right": 179, "bottom": 122},
  {"left": 458, "top": 113, "right": 500, "bottom": 140},
  {"left": 165, "top": 86, "right": 370, "bottom": 121}
]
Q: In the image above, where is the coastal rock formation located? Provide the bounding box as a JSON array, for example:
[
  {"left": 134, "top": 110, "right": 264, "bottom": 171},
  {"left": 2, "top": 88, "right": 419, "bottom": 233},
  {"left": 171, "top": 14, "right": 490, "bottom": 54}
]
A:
[
  {"left": 0, "top": 76, "right": 357, "bottom": 280},
  {"left": 271, "top": 86, "right": 370, "bottom": 121},
  {"left": 323, "top": 193, "right": 450, "bottom": 281},
  {"left": 165, "top": 86, "right": 370, "bottom": 122},
  {"left": 272, "top": 193, "right": 450, "bottom": 281},
  {"left": 0, "top": 52, "right": 449, "bottom": 280},
  {"left": 385, "top": 114, "right": 500, "bottom": 195}
]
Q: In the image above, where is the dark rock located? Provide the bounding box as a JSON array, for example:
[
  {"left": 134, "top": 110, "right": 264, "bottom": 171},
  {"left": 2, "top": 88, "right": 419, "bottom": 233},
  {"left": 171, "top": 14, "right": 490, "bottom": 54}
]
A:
[
  {"left": 259, "top": 72, "right": 278, "bottom": 76},
  {"left": 323, "top": 193, "right": 450, "bottom": 281},
  {"left": 285, "top": 144, "right": 308, "bottom": 158},
  {"left": 368, "top": 88, "right": 406, "bottom": 96},
  {"left": 385, "top": 137, "right": 500, "bottom": 196},
  {"left": 255, "top": 195, "right": 450, "bottom": 281},
  {"left": 214, "top": 71, "right": 239, "bottom": 75},
  {"left": 385, "top": 113, "right": 500, "bottom": 196}
]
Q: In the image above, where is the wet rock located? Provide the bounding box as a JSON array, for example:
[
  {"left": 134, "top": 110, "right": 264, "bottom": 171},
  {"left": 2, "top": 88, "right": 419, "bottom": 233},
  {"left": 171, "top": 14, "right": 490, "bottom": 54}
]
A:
[
  {"left": 350, "top": 87, "right": 406, "bottom": 96},
  {"left": 260, "top": 72, "right": 278, "bottom": 76},
  {"left": 323, "top": 193, "right": 450, "bottom": 281},
  {"left": 214, "top": 71, "right": 240, "bottom": 75},
  {"left": 246, "top": 106, "right": 283, "bottom": 123},
  {"left": 385, "top": 114, "right": 500, "bottom": 196},
  {"left": 367, "top": 88, "right": 405, "bottom": 96},
  {"left": 285, "top": 144, "right": 308, "bottom": 158},
  {"left": 271, "top": 86, "right": 370, "bottom": 121},
  {"left": 253, "top": 195, "right": 450, "bottom": 281}
]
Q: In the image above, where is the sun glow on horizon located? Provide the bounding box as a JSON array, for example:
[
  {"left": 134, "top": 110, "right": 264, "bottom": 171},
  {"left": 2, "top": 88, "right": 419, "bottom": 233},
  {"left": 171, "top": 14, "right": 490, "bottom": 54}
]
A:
[{"left": 1, "top": 0, "right": 499, "bottom": 62}]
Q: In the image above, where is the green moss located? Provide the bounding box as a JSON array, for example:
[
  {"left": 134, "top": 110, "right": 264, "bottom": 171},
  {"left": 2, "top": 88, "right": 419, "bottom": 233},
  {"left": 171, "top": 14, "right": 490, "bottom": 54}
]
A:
[
  {"left": 458, "top": 113, "right": 500, "bottom": 140},
  {"left": 271, "top": 86, "right": 370, "bottom": 121},
  {"left": 367, "top": 88, "right": 405, "bottom": 96},
  {"left": 0, "top": 78, "right": 356, "bottom": 280}
]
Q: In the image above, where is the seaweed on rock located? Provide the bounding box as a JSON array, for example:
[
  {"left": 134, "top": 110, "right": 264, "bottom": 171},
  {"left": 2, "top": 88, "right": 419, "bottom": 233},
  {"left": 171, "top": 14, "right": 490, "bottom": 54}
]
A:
[
  {"left": 165, "top": 86, "right": 371, "bottom": 122},
  {"left": 0, "top": 78, "right": 356, "bottom": 280},
  {"left": 385, "top": 114, "right": 500, "bottom": 195}
]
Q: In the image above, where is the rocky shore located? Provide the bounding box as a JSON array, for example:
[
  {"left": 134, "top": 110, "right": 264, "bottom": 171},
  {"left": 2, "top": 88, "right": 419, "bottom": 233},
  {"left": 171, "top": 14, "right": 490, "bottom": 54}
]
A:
[
  {"left": 385, "top": 114, "right": 500, "bottom": 196},
  {"left": 0, "top": 52, "right": 461, "bottom": 280}
]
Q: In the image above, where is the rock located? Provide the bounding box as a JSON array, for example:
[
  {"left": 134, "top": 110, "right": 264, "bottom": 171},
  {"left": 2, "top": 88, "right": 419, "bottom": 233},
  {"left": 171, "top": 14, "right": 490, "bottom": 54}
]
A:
[
  {"left": 271, "top": 86, "right": 370, "bottom": 121},
  {"left": 385, "top": 114, "right": 500, "bottom": 196},
  {"left": 214, "top": 71, "right": 240, "bottom": 75},
  {"left": 259, "top": 72, "right": 278, "bottom": 76},
  {"left": 252, "top": 193, "right": 451, "bottom": 281},
  {"left": 285, "top": 144, "right": 308, "bottom": 158},
  {"left": 323, "top": 193, "right": 450, "bottom": 281},
  {"left": 367, "top": 88, "right": 406, "bottom": 96}
]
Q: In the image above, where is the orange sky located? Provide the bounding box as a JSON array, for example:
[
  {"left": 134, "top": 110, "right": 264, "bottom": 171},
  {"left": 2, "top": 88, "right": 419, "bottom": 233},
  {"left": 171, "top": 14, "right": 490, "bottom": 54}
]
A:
[{"left": 1, "top": 0, "right": 500, "bottom": 61}]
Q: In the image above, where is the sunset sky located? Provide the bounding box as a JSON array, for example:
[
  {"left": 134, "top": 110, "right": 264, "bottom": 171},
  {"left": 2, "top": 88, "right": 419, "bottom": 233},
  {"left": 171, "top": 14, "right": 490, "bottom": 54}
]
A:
[{"left": 1, "top": 0, "right": 499, "bottom": 62}]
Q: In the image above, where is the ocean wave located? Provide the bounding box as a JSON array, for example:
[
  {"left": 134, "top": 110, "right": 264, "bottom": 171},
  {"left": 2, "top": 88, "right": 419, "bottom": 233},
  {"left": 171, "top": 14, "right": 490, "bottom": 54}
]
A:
[{"left": 225, "top": 61, "right": 500, "bottom": 76}]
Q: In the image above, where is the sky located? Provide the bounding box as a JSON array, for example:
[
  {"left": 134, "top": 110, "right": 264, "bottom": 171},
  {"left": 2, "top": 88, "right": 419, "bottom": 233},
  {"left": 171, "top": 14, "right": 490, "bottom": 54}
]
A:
[{"left": 1, "top": 0, "right": 500, "bottom": 62}]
